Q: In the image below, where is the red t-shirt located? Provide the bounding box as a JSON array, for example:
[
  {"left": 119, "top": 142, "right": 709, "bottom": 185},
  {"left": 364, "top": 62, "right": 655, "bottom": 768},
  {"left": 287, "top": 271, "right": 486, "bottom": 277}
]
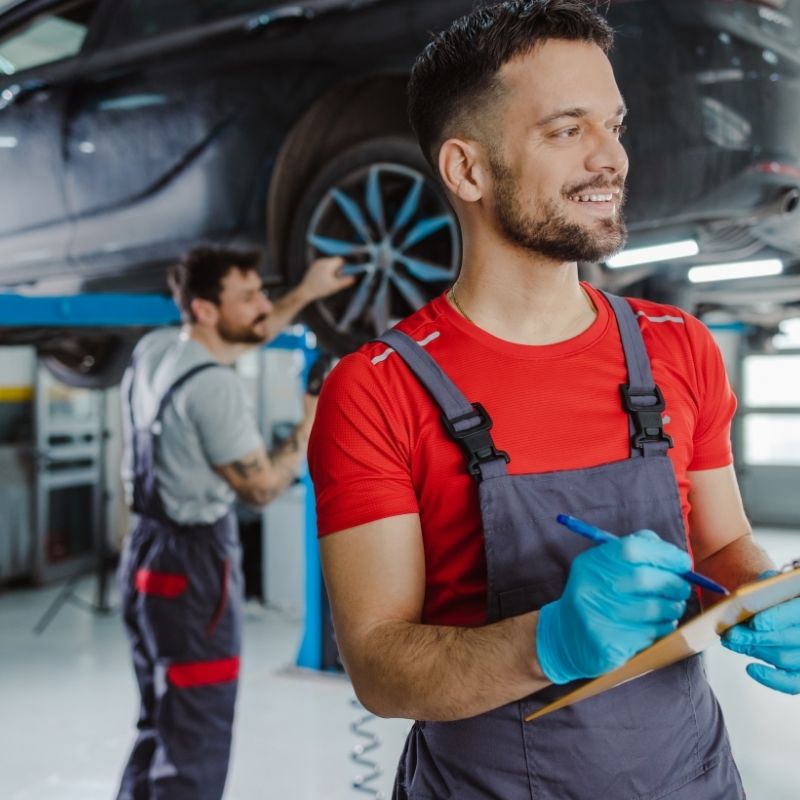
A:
[{"left": 308, "top": 284, "right": 736, "bottom": 626}]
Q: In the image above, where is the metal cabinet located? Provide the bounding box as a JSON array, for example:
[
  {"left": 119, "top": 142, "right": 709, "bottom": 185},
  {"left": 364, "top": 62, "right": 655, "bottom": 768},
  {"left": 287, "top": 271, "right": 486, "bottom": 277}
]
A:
[
  {"left": 32, "top": 364, "right": 104, "bottom": 583},
  {"left": 0, "top": 444, "right": 34, "bottom": 581}
]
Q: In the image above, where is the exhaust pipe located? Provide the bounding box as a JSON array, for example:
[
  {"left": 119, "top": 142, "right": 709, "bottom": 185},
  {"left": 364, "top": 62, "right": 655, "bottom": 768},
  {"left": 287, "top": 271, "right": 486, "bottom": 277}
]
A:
[
  {"left": 747, "top": 186, "right": 800, "bottom": 220},
  {"left": 715, "top": 185, "right": 800, "bottom": 227},
  {"left": 777, "top": 186, "right": 800, "bottom": 215}
]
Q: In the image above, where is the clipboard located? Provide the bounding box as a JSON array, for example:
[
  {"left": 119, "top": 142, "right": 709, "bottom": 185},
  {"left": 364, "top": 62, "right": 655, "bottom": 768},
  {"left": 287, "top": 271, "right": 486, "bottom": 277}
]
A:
[{"left": 525, "top": 562, "right": 800, "bottom": 723}]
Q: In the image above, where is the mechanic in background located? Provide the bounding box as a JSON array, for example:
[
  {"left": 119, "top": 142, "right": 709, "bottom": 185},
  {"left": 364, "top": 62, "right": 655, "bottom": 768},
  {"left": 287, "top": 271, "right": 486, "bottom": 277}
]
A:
[{"left": 116, "top": 246, "right": 352, "bottom": 800}]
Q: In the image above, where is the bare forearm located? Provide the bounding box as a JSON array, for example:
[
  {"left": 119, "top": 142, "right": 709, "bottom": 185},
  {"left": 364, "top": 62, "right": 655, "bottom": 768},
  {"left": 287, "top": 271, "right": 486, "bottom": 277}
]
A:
[
  {"left": 227, "top": 424, "right": 309, "bottom": 507},
  {"left": 346, "top": 613, "right": 549, "bottom": 721},
  {"left": 687, "top": 467, "right": 778, "bottom": 604},
  {"left": 263, "top": 422, "right": 310, "bottom": 500},
  {"left": 694, "top": 532, "right": 775, "bottom": 606},
  {"left": 262, "top": 287, "right": 311, "bottom": 342}
]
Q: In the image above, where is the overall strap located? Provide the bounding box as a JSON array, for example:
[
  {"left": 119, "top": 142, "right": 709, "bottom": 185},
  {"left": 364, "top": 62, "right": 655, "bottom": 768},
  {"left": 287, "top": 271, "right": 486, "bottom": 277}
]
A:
[
  {"left": 602, "top": 292, "right": 673, "bottom": 458},
  {"left": 152, "top": 362, "right": 220, "bottom": 430},
  {"left": 375, "top": 329, "right": 509, "bottom": 481},
  {"left": 129, "top": 360, "right": 220, "bottom": 435},
  {"left": 127, "top": 359, "right": 221, "bottom": 520}
]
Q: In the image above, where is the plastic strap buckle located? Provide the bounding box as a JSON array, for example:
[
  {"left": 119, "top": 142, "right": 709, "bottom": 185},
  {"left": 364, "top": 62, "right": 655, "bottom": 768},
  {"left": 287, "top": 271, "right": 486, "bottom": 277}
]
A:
[
  {"left": 619, "top": 384, "right": 674, "bottom": 450},
  {"left": 442, "top": 402, "right": 510, "bottom": 478}
]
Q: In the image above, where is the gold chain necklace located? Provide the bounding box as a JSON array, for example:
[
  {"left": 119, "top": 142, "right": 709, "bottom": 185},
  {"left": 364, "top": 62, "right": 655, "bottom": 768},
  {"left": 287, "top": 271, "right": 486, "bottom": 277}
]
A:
[
  {"left": 449, "top": 283, "right": 474, "bottom": 323},
  {"left": 450, "top": 282, "right": 595, "bottom": 325}
]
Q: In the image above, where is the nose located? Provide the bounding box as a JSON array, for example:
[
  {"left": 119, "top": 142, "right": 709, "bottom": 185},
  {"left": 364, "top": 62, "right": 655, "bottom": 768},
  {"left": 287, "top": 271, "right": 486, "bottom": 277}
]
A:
[
  {"left": 585, "top": 129, "right": 628, "bottom": 178},
  {"left": 260, "top": 292, "right": 273, "bottom": 315}
]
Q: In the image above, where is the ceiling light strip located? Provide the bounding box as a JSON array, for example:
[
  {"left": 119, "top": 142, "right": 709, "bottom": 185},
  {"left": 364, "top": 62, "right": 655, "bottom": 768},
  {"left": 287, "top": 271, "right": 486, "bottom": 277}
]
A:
[
  {"left": 688, "top": 259, "right": 784, "bottom": 284},
  {"left": 606, "top": 239, "right": 700, "bottom": 269}
]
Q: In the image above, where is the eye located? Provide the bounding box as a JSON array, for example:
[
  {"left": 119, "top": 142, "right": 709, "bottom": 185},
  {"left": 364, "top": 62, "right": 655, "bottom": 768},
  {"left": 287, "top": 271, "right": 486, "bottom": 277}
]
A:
[
  {"left": 613, "top": 123, "right": 628, "bottom": 139},
  {"left": 553, "top": 126, "right": 580, "bottom": 140}
]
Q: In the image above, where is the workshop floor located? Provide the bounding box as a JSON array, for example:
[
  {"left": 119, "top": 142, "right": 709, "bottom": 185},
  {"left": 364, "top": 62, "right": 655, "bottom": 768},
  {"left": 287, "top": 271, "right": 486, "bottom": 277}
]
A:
[{"left": 1, "top": 529, "right": 797, "bottom": 800}]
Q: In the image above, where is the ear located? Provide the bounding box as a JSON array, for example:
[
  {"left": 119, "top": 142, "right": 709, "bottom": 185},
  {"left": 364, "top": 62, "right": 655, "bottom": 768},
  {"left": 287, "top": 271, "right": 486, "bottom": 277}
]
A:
[
  {"left": 190, "top": 297, "right": 218, "bottom": 327},
  {"left": 438, "top": 138, "right": 486, "bottom": 203}
]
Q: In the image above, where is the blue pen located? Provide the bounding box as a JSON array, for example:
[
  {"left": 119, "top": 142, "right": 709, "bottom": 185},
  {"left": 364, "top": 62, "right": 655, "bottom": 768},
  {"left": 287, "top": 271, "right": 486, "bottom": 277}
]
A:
[{"left": 556, "top": 514, "right": 730, "bottom": 596}]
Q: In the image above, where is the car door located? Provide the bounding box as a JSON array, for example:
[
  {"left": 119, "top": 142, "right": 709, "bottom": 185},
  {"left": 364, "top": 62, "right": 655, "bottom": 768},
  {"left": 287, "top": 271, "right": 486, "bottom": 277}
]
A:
[
  {"left": 63, "top": 0, "right": 318, "bottom": 282},
  {"left": 0, "top": 0, "right": 101, "bottom": 286}
]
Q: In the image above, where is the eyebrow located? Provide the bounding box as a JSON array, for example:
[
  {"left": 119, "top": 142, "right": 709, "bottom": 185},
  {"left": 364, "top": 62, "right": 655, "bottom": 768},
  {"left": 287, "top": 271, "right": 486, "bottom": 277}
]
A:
[{"left": 535, "top": 103, "right": 628, "bottom": 128}]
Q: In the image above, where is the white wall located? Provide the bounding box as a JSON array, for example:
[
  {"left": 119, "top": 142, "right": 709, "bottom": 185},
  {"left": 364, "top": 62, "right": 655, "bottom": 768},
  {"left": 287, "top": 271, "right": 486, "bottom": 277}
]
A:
[{"left": 0, "top": 346, "right": 35, "bottom": 387}]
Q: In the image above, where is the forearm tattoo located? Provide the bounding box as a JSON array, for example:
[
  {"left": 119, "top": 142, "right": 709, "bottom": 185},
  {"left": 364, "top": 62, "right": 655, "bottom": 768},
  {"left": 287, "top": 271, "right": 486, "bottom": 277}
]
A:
[
  {"left": 232, "top": 455, "right": 266, "bottom": 478},
  {"left": 269, "top": 424, "right": 305, "bottom": 482},
  {"left": 275, "top": 428, "right": 300, "bottom": 455}
]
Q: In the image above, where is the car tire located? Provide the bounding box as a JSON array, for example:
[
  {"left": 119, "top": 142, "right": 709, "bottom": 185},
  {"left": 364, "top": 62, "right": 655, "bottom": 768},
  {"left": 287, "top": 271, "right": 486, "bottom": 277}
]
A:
[
  {"left": 40, "top": 334, "right": 138, "bottom": 389},
  {"left": 286, "top": 136, "right": 461, "bottom": 355}
]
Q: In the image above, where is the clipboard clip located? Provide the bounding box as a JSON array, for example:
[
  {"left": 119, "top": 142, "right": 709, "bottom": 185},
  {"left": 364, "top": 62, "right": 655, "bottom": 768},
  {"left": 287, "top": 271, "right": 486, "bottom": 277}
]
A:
[{"left": 780, "top": 559, "right": 800, "bottom": 573}]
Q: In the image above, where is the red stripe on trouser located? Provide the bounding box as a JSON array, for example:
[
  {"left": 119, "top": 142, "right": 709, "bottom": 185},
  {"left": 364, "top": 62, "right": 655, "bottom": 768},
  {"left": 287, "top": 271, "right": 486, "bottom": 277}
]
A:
[
  {"left": 207, "top": 559, "right": 230, "bottom": 635},
  {"left": 135, "top": 569, "right": 188, "bottom": 598},
  {"left": 167, "top": 657, "right": 240, "bottom": 688}
]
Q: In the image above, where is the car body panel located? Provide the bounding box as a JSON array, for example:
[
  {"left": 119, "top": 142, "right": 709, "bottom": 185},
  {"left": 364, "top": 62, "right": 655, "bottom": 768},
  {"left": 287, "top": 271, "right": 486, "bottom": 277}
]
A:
[
  {"left": 63, "top": 0, "right": 439, "bottom": 286},
  {"left": 0, "top": 27, "right": 78, "bottom": 275},
  {"left": 2, "top": 0, "right": 793, "bottom": 288},
  {"left": 0, "top": 0, "right": 799, "bottom": 368},
  {"left": 612, "top": 1, "right": 800, "bottom": 230}
]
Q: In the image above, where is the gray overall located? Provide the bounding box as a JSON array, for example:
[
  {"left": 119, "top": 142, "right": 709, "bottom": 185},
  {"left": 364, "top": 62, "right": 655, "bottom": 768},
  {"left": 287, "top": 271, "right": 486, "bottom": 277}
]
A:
[
  {"left": 117, "top": 362, "right": 244, "bottom": 800},
  {"left": 378, "top": 293, "right": 744, "bottom": 800}
]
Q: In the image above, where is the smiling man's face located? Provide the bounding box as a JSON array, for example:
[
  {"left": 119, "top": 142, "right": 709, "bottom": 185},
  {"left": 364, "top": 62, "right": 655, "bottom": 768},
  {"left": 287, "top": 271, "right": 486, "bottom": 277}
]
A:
[
  {"left": 215, "top": 267, "right": 273, "bottom": 344},
  {"left": 487, "top": 38, "right": 629, "bottom": 263}
]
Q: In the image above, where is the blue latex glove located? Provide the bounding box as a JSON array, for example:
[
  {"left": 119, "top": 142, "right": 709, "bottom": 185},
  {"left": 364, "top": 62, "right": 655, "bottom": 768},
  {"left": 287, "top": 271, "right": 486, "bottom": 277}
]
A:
[
  {"left": 537, "top": 530, "right": 693, "bottom": 684},
  {"left": 721, "top": 571, "right": 800, "bottom": 694}
]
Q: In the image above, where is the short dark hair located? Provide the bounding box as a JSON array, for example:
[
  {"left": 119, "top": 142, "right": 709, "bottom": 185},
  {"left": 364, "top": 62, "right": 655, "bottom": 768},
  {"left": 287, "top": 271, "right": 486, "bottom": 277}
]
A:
[
  {"left": 407, "top": 0, "right": 614, "bottom": 170},
  {"left": 167, "top": 246, "right": 261, "bottom": 321}
]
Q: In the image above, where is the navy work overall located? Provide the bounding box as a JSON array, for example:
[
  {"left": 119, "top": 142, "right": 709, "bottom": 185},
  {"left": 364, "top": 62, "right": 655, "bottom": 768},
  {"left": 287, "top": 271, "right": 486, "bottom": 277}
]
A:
[
  {"left": 379, "top": 293, "right": 744, "bottom": 800},
  {"left": 118, "top": 362, "right": 244, "bottom": 800}
]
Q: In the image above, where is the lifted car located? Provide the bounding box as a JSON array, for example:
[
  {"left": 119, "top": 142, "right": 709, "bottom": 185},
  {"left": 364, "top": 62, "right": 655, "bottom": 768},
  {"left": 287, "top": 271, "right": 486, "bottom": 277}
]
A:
[{"left": 0, "top": 0, "right": 799, "bottom": 384}]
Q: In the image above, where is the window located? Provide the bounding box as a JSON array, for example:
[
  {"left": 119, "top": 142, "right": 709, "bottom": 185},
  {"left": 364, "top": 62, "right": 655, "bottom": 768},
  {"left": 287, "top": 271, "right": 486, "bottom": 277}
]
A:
[
  {"left": 0, "top": 0, "right": 97, "bottom": 75},
  {"left": 108, "top": 0, "right": 286, "bottom": 44},
  {"left": 744, "top": 415, "right": 800, "bottom": 467},
  {"left": 742, "top": 354, "right": 800, "bottom": 467},
  {"left": 744, "top": 355, "right": 800, "bottom": 408}
]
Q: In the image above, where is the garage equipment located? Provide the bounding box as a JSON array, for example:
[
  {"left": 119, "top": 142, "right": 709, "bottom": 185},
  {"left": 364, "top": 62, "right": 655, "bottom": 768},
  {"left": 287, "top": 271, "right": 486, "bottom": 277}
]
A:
[
  {"left": 0, "top": 293, "right": 334, "bottom": 665},
  {"left": 350, "top": 696, "right": 384, "bottom": 798}
]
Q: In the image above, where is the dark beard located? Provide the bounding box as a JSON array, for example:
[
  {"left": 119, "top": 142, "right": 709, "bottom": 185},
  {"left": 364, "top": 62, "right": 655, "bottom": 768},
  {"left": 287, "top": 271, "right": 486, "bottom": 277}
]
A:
[
  {"left": 490, "top": 155, "right": 627, "bottom": 263},
  {"left": 217, "top": 316, "right": 268, "bottom": 344}
]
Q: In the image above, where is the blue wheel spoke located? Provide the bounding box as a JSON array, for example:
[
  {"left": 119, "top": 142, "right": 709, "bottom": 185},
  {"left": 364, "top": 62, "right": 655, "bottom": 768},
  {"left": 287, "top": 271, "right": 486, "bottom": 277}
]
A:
[
  {"left": 370, "top": 273, "right": 391, "bottom": 333},
  {"left": 308, "top": 234, "right": 368, "bottom": 257},
  {"left": 396, "top": 254, "right": 456, "bottom": 282},
  {"left": 390, "top": 270, "right": 427, "bottom": 311},
  {"left": 339, "top": 262, "right": 372, "bottom": 277},
  {"left": 400, "top": 215, "right": 452, "bottom": 251},
  {"left": 366, "top": 167, "right": 385, "bottom": 234},
  {"left": 337, "top": 270, "right": 376, "bottom": 332},
  {"left": 310, "top": 163, "right": 460, "bottom": 335},
  {"left": 333, "top": 189, "right": 372, "bottom": 243},
  {"left": 390, "top": 177, "right": 423, "bottom": 234}
]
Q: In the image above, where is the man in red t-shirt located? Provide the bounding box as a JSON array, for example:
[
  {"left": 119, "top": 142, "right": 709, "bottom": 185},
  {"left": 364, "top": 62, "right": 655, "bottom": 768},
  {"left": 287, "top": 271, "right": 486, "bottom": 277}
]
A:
[
  {"left": 309, "top": 2, "right": 799, "bottom": 798},
  {"left": 312, "top": 288, "right": 735, "bottom": 627}
]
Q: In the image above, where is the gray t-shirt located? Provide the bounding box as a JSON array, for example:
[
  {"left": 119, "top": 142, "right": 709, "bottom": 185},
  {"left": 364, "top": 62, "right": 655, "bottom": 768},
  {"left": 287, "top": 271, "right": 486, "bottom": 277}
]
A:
[{"left": 121, "top": 328, "right": 262, "bottom": 524}]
